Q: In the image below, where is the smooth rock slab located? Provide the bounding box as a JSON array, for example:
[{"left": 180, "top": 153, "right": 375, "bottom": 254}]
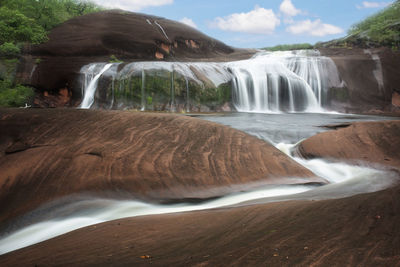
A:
[
  {"left": 1, "top": 183, "right": 399, "bottom": 266},
  {"left": 296, "top": 120, "right": 400, "bottom": 169},
  {"left": 0, "top": 109, "right": 323, "bottom": 225}
]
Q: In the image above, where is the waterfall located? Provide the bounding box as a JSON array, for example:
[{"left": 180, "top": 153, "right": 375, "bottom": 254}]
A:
[
  {"left": 79, "top": 63, "right": 114, "bottom": 109},
  {"left": 228, "top": 50, "right": 341, "bottom": 112},
  {"left": 364, "top": 49, "right": 384, "bottom": 95},
  {"left": 79, "top": 50, "right": 343, "bottom": 112},
  {"left": 154, "top": 21, "right": 170, "bottom": 41}
]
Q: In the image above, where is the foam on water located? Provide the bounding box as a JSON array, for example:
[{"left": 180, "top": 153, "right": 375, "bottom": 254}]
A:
[
  {"left": 0, "top": 185, "right": 313, "bottom": 254},
  {"left": 0, "top": 151, "right": 397, "bottom": 255},
  {"left": 79, "top": 50, "right": 344, "bottom": 112}
]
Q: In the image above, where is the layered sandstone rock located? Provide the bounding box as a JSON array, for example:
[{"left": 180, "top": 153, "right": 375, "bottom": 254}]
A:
[
  {"left": 295, "top": 120, "right": 400, "bottom": 169},
  {"left": 1, "top": 181, "right": 399, "bottom": 266},
  {"left": 17, "top": 10, "right": 255, "bottom": 97},
  {"left": 320, "top": 47, "right": 400, "bottom": 113},
  {"left": 0, "top": 109, "right": 323, "bottom": 226}
]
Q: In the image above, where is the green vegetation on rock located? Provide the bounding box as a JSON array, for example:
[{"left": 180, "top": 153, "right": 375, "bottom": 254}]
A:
[
  {"left": 263, "top": 43, "right": 314, "bottom": 51},
  {"left": 318, "top": 1, "right": 400, "bottom": 49},
  {"left": 0, "top": 79, "right": 34, "bottom": 107},
  {"left": 0, "top": 58, "right": 34, "bottom": 107},
  {"left": 0, "top": 0, "right": 102, "bottom": 50},
  {"left": 0, "top": 42, "right": 21, "bottom": 58},
  {"left": 0, "top": 0, "right": 102, "bottom": 106},
  {"left": 348, "top": 1, "right": 400, "bottom": 47},
  {"left": 109, "top": 55, "right": 123, "bottom": 63}
]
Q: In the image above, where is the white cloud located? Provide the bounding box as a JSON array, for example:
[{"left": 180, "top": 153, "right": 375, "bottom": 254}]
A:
[
  {"left": 279, "top": 0, "right": 301, "bottom": 17},
  {"left": 286, "top": 19, "right": 343, "bottom": 36},
  {"left": 91, "top": 0, "right": 173, "bottom": 12},
  {"left": 211, "top": 6, "right": 280, "bottom": 34},
  {"left": 179, "top": 17, "right": 197, "bottom": 29},
  {"left": 356, "top": 1, "right": 392, "bottom": 9}
]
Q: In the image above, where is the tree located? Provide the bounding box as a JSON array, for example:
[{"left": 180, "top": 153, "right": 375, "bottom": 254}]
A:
[{"left": 0, "top": 6, "right": 48, "bottom": 45}]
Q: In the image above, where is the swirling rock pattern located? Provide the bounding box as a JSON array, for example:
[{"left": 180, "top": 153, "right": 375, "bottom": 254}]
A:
[
  {"left": 295, "top": 120, "right": 400, "bottom": 169},
  {"left": 1, "top": 182, "right": 399, "bottom": 266},
  {"left": 0, "top": 109, "right": 323, "bottom": 225}
]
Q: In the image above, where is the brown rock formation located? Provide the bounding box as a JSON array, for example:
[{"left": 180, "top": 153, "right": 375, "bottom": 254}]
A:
[
  {"left": 320, "top": 47, "right": 400, "bottom": 113},
  {"left": 1, "top": 182, "right": 399, "bottom": 266},
  {"left": 0, "top": 109, "right": 323, "bottom": 227},
  {"left": 17, "top": 10, "right": 255, "bottom": 98},
  {"left": 295, "top": 120, "right": 400, "bottom": 169}
]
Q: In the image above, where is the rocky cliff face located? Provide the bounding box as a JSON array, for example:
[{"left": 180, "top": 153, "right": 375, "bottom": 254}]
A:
[
  {"left": 14, "top": 10, "right": 400, "bottom": 113},
  {"left": 320, "top": 47, "right": 400, "bottom": 113},
  {"left": 16, "top": 10, "right": 254, "bottom": 104}
]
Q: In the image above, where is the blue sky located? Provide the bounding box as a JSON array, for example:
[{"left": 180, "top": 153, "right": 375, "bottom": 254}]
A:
[{"left": 91, "top": 0, "right": 393, "bottom": 48}]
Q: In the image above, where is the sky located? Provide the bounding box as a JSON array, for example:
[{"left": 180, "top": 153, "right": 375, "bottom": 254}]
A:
[{"left": 89, "top": 0, "right": 394, "bottom": 48}]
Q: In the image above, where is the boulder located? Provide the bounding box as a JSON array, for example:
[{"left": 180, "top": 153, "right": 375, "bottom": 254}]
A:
[{"left": 295, "top": 120, "right": 400, "bottom": 169}]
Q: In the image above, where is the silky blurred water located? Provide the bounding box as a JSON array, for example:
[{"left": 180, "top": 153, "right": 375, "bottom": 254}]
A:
[{"left": 0, "top": 112, "right": 398, "bottom": 255}]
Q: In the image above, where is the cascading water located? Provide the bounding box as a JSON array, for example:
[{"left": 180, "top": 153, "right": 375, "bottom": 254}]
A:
[
  {"left": 228, "top": 50, "right": 342, "bottom": 112},
  {"left": 0, "top": 112, "right": 398, "bottom": 254},
  {"left": 79, "top": 50, "right": 343, "bottom": 112},
  {"left": 80, "top": 63, "right": 115, "bottom": 109}
]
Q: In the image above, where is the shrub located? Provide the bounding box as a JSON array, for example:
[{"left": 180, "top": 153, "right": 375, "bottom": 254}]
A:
[
  {"left": 263, "top": 43, "right": 314, "bottom": 51},
  {"left": 109, "top": 55, "right": 123, "bottom": 63},
  {"left": 0, "top": 79, "right": 34, "bottom": 107},
  {"left": 0, "top": 42, "right": 20, "bottom": 57},
  {"left": 348, "top": 1, "right": 400, "bottom": 47}
]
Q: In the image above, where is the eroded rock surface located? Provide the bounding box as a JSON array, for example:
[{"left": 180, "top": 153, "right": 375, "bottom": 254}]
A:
[
  {"left": 295, "top": 120, "right": 400, "bottom": 169},
  {"left": 0, "top": 109, "right": 322, "bottom": 225}
]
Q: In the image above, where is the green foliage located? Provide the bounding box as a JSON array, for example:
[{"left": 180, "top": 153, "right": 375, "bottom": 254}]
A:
[
  {"left": 146, "top": 96, "right": 153, "bottom": 105},
  {"left": 0, "top": 7, "right": 48, "bottom": 45},
  {"left": 198, "top": 83, "right": 231, "bottom": 105},
  {"left": 0, "top": 42, "right": 21, "bottom": 57},
  {"left": 0, "top": 0, "right": 103, "bottom": 52},
  {"left": 348, "top": 1, "right": 400, "bottom": 46},
  {"left": 2, "top": 0, "right": 103, "bottom": 31},
  {"left": 0, "top": 79, "right": 34, "bottom": 107},
  {"left": 109, "top": 55, "right": 123, "bottom": 63},
  {"left": 263, "top": 43, "right": 314, "bottom": 51}
]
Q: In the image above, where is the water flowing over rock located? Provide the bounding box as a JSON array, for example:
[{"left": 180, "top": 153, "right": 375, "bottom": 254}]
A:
[
  {"left": 79, "top": 50, "right": 343, "bottom": 112},
  {"left": 2, "top": 182, "right": 400, "bottom": 266},
  {"left": 0, "top": 109, "right": 324, "bottom": 228},
  {"left": 319, "top": 47, "right": 400, "bottom": 113}
]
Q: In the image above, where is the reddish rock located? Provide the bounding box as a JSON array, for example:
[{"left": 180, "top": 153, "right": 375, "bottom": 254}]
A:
[
  {"left": 160, "top": 43, "right": 170, "bottom": 53},
  {"left": 155, "top": 51, "right": 164, "bottom": 59},
  {"left": 295, "top": 120, "right": 400, "bottom": 169},
  {"left": 320, "top": 47, "right": 400, "bottom": 113},
  {"left": 0, "top": 109, "right": 323, "bottom": 227},
  {"left": 1, "top": 183, "right": 399, "bottom": 266},
  {"left": 392, "top": 92, "right": 400, "bottom": 107},
  {"left": 17, "top": 10, "right": 255, "bottom": 98}
]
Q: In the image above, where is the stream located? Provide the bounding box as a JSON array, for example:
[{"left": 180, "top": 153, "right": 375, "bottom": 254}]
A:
[{"left": 0, "top": 111, "right": 398, "bottom": 255}]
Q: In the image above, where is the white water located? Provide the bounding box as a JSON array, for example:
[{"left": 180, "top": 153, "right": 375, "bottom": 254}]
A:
[
  {"left": 0, "top": 144, "right": 397, "bottom": 255},
  {"left": 154, "top": 21, "right": 170, "bottom": 41},
  {"left": 364, "top": 49, "right": 385, "bottom": 95},
  {"left": 79, "top": 63, "right": 114, "bottom": 109},
  {"left": 29, "top": 65, "right": 37, "bottom": 81},
  {"left": 0, "top": 185, "right": 313, "bottom": 255},
  {"left": 79, "top": 50, "right": 343, "bottom": 112}
]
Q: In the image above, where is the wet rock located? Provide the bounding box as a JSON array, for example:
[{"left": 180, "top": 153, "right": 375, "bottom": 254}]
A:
[
  {"left": 18, "top": 10, "right": 255, "bottom": 99},
  {"left": 295, "top": 120, "right": 400, "bottom": 169},
  {"left": 0, "top": 108, "right": 323, "bottom": 226}
]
